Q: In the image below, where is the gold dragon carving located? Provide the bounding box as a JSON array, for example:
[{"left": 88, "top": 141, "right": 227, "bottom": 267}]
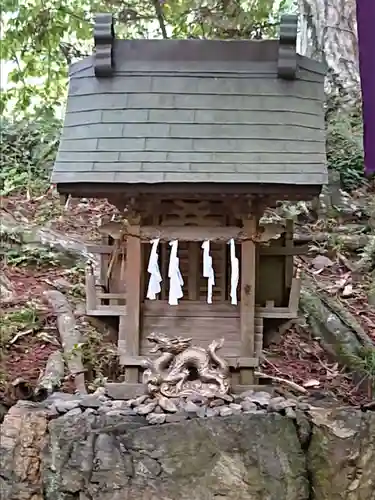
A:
[{"left": 141, "top": 332, "right": 231, "bottom": 399}]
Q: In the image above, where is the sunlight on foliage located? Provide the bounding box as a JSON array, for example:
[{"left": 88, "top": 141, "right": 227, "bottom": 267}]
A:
[
  {"left": 326, "top": 95, "right": 365, "bottom": 190},
  {"left": 0, "top": 118, "right": 60, "bottom": 196},
  {"left": 4, "top": 246, "right": 64, "bottom": 268},
  {"left": 1, "top": 0, "right": 286, "bottom": 117}
]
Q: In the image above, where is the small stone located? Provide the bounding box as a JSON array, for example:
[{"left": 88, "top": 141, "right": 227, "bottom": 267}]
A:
[
  {"left": 285, "top": 407, "right": 297, "bottom": 419},
  {"left": 134, "top": 456, "right": 162, "bottom": 477},
  {"left": 284, "top": 399, "right": 297, "bottom": 408},
  {"left": 249, "top": 391, "right": 271, "bottom": 407},
  {"left": 183, "top": 400, "right": 200, "bottom": 414},
  {"left": 297, "top": 402, "right": 311, "bottom": 411},
  {"left": 132, "top": 395, "right": 148, "bottom": 407},
  {"left": 229, "top": 403, "right": 243, "bottom": 414},
  {"left": 241, "top": 400, "right": 257, "bottom": 412},
  {"left": 46, "top": 392, "right": 79, "bottom": 402},
  {"left": 63, "top": 407, "right": 82, "bottom": 418},
  {"left": 219, "top": 406, "right": 233, "bottom": 417},
  {"left": 79, "top": 396, "right": 102, "bottom": 409},
  {"left": 92, "top": 387, "right": 106, "bottom": 397},
  {"left": 158, "top": 396, "right": 178, "bottom": 413},
  {"left": 196, "top": 406, "right": 207, "bottom": 418},
  {"left": 209, "top": 399, "right": 225, "bottom": 408},
  {"left": 108, "top": 400, "right": 131, "bottom": 410},
  {"left": 268, "top": 396, "right": 294, "bottom": 412},
  {"left": 55, "top": 400, "right": 81, "bottom": 413},
  {"left": 311, "top": 255, "right": 334, "bottom": 270},
  {"left": 187, "top": 394, "right": 206, "bottom": 405},
  {"left": 216, "top": 393, "right": 233, "bottom": 403},
  {"left": 136, "top": 401, "right": 157, "bottom": 415},
  {"left": 105, "top": 409, "right": 136, "bottom": 418},
  {"left": 206, "top": 407, "right": 220, "bottom": 418},
  {"left": 146, "top": 412, "right": 166, "bottom": 425},
  {"left": 238, "top": 390, "right": 255, "bottom": 400},
  {"left": 165, "top": 412, "right": 188, "bottom": 423}
]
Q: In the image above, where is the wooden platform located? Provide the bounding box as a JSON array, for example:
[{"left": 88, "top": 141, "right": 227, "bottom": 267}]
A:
[{"left": 104, "top": 382, "right": 276, "bottom": 400}]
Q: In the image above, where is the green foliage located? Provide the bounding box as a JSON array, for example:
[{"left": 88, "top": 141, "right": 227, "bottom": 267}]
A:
[
  {"left": 347, "top": 346, "right": 375, "bottom": 393},
  {"left": 0, "top": 305, "right": 41, "bottom": 348},
  {"left": 1, "top": 0, "right": 284, "bottom": 118},
  {"left": 0, "top": 0, "right": 103, "bottom": 118},
  {"left": 67, "top": 326, "right": 119, "bottom": 390},
  {"left": 326, "top": 96, "right": 365, "bottom": 191},
  {"left": 4, "top": 246, "right": 64, "bottom": 268},
  {"left": 0, "top": 118, "right": 60, "bottom": 196}
]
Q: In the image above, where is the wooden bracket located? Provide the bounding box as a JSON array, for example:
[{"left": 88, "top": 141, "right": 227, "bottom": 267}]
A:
[
  {"left": 94, "top": 13, "right": 115, "bottom": 77},
  {"left": 277, "top": 14, "right": 298, "bottom": 80}
]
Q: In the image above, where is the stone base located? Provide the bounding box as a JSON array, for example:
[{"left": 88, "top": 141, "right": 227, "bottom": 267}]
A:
[{"left": 1, "top": 392, "right": 375, "bottom": 500}]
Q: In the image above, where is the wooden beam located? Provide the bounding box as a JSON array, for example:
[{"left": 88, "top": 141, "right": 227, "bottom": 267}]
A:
[
  {"left": 88, "top": 227, "right": 254, "bottom": 244},
  {"left": 120, "top": 225, "right": 141, "bottom": 382},
  {"left": 86, "top": 307, "right": 127, "bottom": 316},
  {"left": 141, "top": 226, "right": 249, "bottom": 242},
  {"left": 96, "top": 293, "right": 126, "bottom": 299},
  {"left": 87, "top": 242, "right": 310, "bottom": 256},
  {"left": 240, "top": 217, "right": 257, "bottom": 385},
  {"left": 255, "top": 307, "right": 298, "bottom": 319},
  {"left": 142, "top": 300, "right": 239, "bottom": 317},
  {"left": 120, "top": 355, "right": 259, "bottom": 369}
]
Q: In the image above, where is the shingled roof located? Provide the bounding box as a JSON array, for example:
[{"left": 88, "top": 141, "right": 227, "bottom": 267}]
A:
[{"left": 52, "top": 14, "right": 328, "bottom": 194}]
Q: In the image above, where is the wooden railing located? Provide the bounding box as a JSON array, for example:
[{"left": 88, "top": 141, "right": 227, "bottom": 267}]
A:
[{"left": 85, "top": 267, "right": 126, "bottom": 316}]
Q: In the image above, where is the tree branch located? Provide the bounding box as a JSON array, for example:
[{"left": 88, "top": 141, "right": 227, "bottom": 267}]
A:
[{"left": 152, "top": 0, "right": 168, "bottom": 38}]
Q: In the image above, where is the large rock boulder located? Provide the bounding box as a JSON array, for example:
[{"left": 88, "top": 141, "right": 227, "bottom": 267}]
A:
[
  {"left": 307, "top": 408, "right": 375, "bottom": 500},
  {"left": 1, "top": 399, "right": 374, "bottom": 500}
]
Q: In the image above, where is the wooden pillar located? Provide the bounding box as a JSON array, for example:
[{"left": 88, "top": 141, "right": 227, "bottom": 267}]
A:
[
  {"left": 160, "top": 243, "right": 168, "bottom": 300},
  {"left": 240, "top": 217, "right": 257, "bottom": 385},
  {"left": 284, "top": 219, "right": 294, "bottom": 290},
  {"left": 85, "top": 266, "right": 97, "bottom": 312},
  {"left": 119, "top": 224, "right": 141, "bottom": 383},
  {"left": 254, "top": 315, "right": 264, "bottom": 358},
  {"left": 188, "top": 242, "right": 200, "bottom": 300}
]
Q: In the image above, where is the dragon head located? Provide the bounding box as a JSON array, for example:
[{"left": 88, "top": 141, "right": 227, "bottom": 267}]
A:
[{"left": 146, "top": 332, "right": 192, "bottom": 354}]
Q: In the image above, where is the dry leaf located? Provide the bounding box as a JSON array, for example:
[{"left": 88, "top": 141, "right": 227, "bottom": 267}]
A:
[
  {"left": 311, "top": 255, "right": 334, "bottom": 270},
  {"left": 342, "top": 284, "right": 354, "bottom": 297},
  {"left": 303, "top": 379, "right": 321, "bottom": 388}
]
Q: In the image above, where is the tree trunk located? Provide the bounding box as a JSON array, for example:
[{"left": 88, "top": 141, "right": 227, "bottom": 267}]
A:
[{"left": 43, "top": 290, "right": 87, "bottom": 394}]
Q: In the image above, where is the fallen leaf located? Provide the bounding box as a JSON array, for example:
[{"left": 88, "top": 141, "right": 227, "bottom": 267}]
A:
[
  {"left": 311, "top": 255, "right": 334, "bottom": 271},
  {"left": 303, "top": 379, "right": 321, "bottom": 388},
  {"left": 342, "top": 284, "right": 354, "bottom": 298}
]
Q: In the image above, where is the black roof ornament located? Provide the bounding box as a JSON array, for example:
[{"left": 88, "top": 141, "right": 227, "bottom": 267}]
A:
[
  {"left": 94, "top": 13, "right": 115, "bottom": 77},
  {"left": 277, "top": 14, "right": 298, "bottom": 80}
]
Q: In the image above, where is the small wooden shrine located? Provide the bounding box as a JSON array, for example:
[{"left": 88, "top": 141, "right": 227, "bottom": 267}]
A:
[{"left": 51, "top": 13, "right": 328, "bottom": 395}]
